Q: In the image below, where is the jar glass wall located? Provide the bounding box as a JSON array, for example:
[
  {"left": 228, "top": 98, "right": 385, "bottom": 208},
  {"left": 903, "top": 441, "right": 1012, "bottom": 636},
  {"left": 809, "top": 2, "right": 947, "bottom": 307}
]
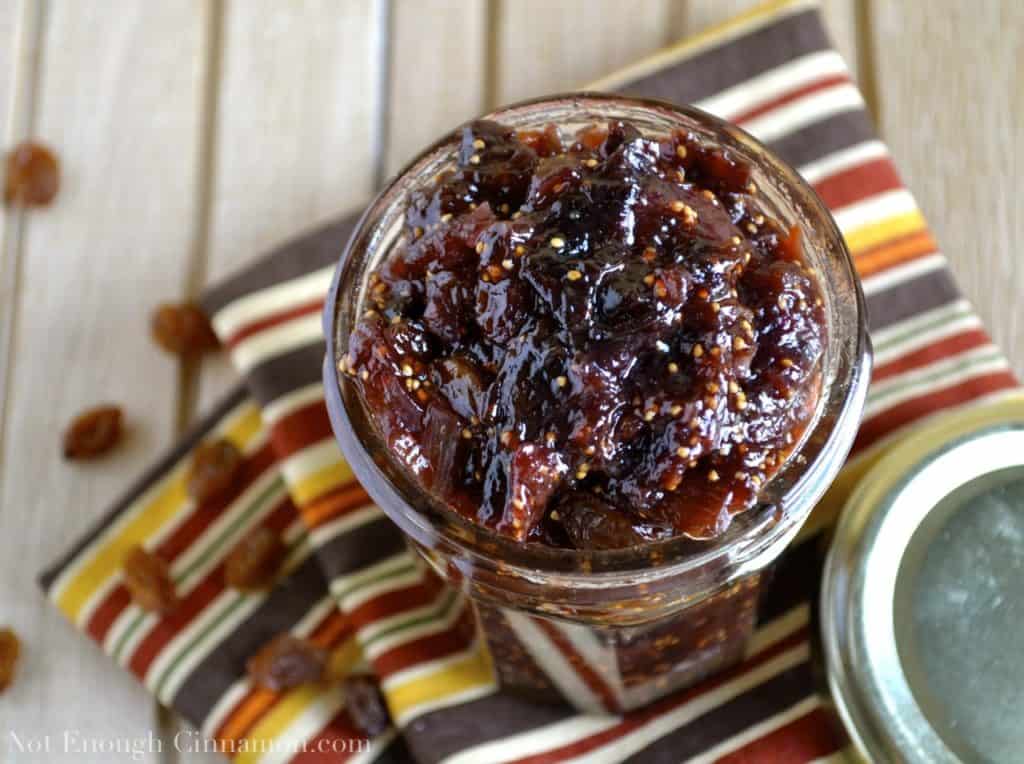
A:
[{"left": 323, "top": 93, "right": 871, "bottom": 711}]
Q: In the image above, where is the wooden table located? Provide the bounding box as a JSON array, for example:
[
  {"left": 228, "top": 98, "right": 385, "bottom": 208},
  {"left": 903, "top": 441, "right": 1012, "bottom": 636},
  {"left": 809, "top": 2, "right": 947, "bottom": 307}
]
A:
[{"left": 0, "top": 1, "right": 1019, "bottom": 762}]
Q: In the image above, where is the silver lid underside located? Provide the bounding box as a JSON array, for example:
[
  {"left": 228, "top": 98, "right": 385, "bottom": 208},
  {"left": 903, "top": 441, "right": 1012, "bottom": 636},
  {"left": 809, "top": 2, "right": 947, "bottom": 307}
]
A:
[{"left": 822, "top": 423, "right": 1024, "bottom": 763}]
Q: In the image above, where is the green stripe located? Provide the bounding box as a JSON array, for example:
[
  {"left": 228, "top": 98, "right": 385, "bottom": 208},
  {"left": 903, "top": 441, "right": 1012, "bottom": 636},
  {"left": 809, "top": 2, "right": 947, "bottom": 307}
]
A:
[
  {"left": 362, "top": 588, "right": 462, "bottom": 648},
  {"left": 152, "top": 593, "right": 254, "bottom": 699},
  {"left": 873, "top": 302, "right": 971, "bottom": 354},
  {"left": 868, "top": 349, "right": 1003, "bottom": 408},
  {"left": 110, "top": 475, "right": 285, "bottom": 663},
  {"left": 332, "top": 560, "right": 419, "bottom": 605}
]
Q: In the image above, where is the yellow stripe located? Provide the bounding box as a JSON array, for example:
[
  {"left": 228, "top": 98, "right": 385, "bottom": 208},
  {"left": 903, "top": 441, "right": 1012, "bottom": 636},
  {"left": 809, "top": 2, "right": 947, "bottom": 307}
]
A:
[
  {"left": 386, "top": 642, "right": 495, "bottom": 720},
  {"left": 588, "top": 0, "right": 814, "bottom": 91},
  {"left": 845, "top": 210, "right": 927, "bottom": 256},
  {"left": 54, "top": 403, "right": 263, "bottom": 624},
  {"left": 291, "top": 459, "right": 354, "bottom": 508}
]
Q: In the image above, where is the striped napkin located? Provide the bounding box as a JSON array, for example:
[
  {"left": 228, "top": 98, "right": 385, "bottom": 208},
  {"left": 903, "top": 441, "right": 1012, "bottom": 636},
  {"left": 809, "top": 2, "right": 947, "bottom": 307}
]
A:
[{"left": 40, "top": 1, "right": 1019, "bottom": 762}]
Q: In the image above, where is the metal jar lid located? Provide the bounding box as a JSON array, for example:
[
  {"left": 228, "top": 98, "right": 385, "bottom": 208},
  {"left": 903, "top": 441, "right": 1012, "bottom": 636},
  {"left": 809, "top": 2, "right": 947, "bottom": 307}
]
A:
[{"left": 822, "top": 395, "right": 1024, "bottom": 763}]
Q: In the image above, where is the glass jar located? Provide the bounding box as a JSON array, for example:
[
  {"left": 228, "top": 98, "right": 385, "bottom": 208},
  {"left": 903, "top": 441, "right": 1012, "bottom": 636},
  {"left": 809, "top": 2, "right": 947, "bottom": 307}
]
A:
[{"left": 322, "top": 93, "right": 871, "bottom": 712}]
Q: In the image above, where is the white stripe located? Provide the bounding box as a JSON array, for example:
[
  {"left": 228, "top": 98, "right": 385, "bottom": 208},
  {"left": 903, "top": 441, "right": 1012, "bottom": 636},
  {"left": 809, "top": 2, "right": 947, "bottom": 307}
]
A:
[
  {"left": 262, "top": 382, "right": 325, "bottom": 425},
  {"left": 503, "top": 611, "right": 606, "bottom": 713},
  {"left": 230, "top": 313, "right": 323, "bottom": 373},
  {"left": 865, "top": 350, "right": 1009, "bottom": 419},
  {"left": 870, "top": 299, "right": 971, "bottom": 349},
  {"left": 557, "top": 622, "right": 624, "bottom": 691},
  {"left": 440, "top": 715, "right": 620, "bottom": 764},
  {"left": 105, "top": 609, "right": 158, "bottom": 662},
  {"left": 382, "top": 638, "right": 484, "bottom": 692},
  {"left": 561, "top": 644, "right": 810, "bottom": 764},
  {"left": 200, "top": 679, "right": 251, "bottom": 739},
  {"left": 309, "top": 503, "right": 383, "bottom": 548},
  {"left": 683, "top": 695, "right": 823, "bottom": 763},
  {"left": 809, "top": 750, "right": 857, "bottom": 764},
  {"left": 740, "top": 83, "right": 864, "bottom": 144},
  {"left": 861, "top": 252, "right": 945, "bottom": 297},
  {"left": 875, "top": 313, "right": 981, "bottom": 368},
  {"left": 868, "top": 343, "right": 1004, "bottom": 403},
  {"left": 832, "top": 189, "right": 918, "bottom": 236},
  {"left": 354, "top": 586, "right": 456, "bottom": 644},
  {"left": 745, "top": 603, "right": 810, "bottom": 657},
  {"left": 212, "top": 264, "right": 334, "bottom": 340},
  {"left": 696, "top": 50, "right": 848, "bottom": 121},
  {"left": 341, "top": 565, "right": 426, "bottom": 613},
  {"left": 329, "top": 552, "right": 416, "bottom": 602},
  {"left": 252, "top": 685, "right": 348, "bottom": 764},
  {"left": 797, "top": 140, "right": 889, "bottom": 185},
  {"left": 364, "top": 595, "right": 470, "bottom": 661},
  {"left": 280, "top": 437, "right": 345, "bottom": 488}
]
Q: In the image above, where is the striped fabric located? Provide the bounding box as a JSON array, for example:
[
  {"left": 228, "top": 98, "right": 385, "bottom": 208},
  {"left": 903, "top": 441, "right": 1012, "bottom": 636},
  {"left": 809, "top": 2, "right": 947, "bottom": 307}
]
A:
[{"left": 40, "top": 1, "right": 1019, "bottom": 762}]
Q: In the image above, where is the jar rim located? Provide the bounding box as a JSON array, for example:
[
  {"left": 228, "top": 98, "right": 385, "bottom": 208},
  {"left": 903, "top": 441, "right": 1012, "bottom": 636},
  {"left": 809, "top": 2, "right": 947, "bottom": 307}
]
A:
[{"left": 323, "top": 92, "right": 872, "bottom": 583}]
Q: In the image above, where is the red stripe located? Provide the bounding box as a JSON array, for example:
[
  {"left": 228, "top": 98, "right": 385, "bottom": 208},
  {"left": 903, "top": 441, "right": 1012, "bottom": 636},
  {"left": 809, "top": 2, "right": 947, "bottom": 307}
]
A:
[
  {"left": 371, "top": 603, "right": 477, "bottom": 678},
  {"left": 300, "top": 482, "right": 373, "bottom": 531},
  {"left": 715, "top": 705, "right": 845, "bottom": 763},
  {"left": 270, "top": 399, "right": 335, "bottom": 459},
  {"left": 534, "top": 618, "right": 620, "bottom": 713},
  {"left": 347, "top": 574, "right": 448, "bottom": 628},
  {"left": 854, "top": 371, "right": 1018, "bottom": 454},
  {"left": 507, "top": 628, "right": 810, "bottom": 764},
  {"left": 873, "top": 329, "right": 993, "bottom": 383},
  {"left": 84, "top": 442, "right": 279, "bottom": 643},
  {"left": 224, "top": 297, "right": 324, "bottom": 348},
  {"left": 128, "top": 498, "right": 297, "bottom": 677},
  {"left": 812, "top": 158, "right": 903, "bottom": 211},
  {"left": 731, "top": 74, "right": 850, "bottom": 125}
]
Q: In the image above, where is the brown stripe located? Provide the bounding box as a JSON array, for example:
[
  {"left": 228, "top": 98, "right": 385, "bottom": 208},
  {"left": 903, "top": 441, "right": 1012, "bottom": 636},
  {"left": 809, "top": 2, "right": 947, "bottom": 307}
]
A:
[
  {"left": 765, "top": 108, "right": 876, "bottom": 171},
  {"left": 615, "top": 8, "right": 830, "bottom": 107},
  {"left": 245, "top": 341, "right": 326, "bottom": 408},
  {"left": 38, "top": 385, "right": 251, "bottom": 591},
  {"left": 172, "top": 552, "right": 330, "bottom": 724},
  {"left": 314, "top": 515, "right": 407, "bottom": 583},
  {"left": 716, "top": 705, "right": 845, "bottom": 762},
  {"left": 201, "top": 213, "right": 360, "bottom": 316},
  {"left": 404, "top": 691, "right": 572, "bottom": 764},
  {"left": 865, "top": 266, "right": 960, "bottom": 333}
]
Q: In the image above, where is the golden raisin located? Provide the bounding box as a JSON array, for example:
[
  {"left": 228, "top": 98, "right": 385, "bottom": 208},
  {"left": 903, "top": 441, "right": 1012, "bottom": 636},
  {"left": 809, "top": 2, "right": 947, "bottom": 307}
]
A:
[
  {"left": 225, "top": 526, "right": 286, "bottom": 591},
  {"left": 4, "top": 141, "right": 59, "bottom": 207},
  {"left": 62, "top": 405, "right": 123, "bottom": 460},
  {"left": 344, "top": 673, "right": 391, "bottom": 736},
  {"left": 151, "top": 302, "right": 219, "bottom": 356},
  {"left": 122, "top": 545, "right": 178, "bottom": 613},
  {"left": 188, "top": 438, "right": 243, "bottom": 505},
  {"left": 247, "top": 634, "right": 326, "bottom": 692},
  {"left": 0, "top": 628, "right": 21, "bottom": 693}
]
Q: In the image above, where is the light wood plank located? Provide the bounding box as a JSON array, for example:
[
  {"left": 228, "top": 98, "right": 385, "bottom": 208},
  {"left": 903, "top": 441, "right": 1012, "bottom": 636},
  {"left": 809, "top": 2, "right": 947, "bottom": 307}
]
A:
[
  {"left": 492, "top": 0, "right": 679, "bottom": 104},
  {"left": 197, "top": 0, "right": 386, "bottom": 411},
  {"left": 0, "top": 2, "right": 209, "bottom": 762},
  {"left": 870, "top": 0, "right": 1023, "bottom": 375},
  {"left": 385, "top": 0, "right": 488, "bottom": 178}
]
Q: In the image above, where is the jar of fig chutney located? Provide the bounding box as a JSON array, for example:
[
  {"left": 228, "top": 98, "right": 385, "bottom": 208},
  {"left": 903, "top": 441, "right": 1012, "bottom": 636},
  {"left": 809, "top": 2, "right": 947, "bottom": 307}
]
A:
[{"left": 324, "top": 93, "right": 871, "bottom": 711}]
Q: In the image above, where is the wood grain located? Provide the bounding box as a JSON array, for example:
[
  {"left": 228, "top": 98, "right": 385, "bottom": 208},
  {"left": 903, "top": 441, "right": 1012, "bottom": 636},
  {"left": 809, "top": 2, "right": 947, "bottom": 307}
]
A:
[
  {"left": 491, "top": 0, "right": 678, "bottom": 104},
  {"left": 869, "top": 0, "right": 1023, "bottom": 376},
  {"left": 197, "top": 0, "right": 386, "bottom": 410},
  {"left": 384, "top": 0, "right": 488, "bottom": 178},
  {"left": 0, "top": 2, "right": 210, "bottom": 762}
]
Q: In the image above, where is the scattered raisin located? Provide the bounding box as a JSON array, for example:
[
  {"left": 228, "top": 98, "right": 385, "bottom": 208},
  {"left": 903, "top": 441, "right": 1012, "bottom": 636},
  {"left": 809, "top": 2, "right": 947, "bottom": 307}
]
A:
[
  {"left": 247, "top": 634, "right": 326, "bottom": 692},
  {"left": 188, "top": 438, "right": 243, "bottom": 505},
  {"left": 344, "top": 673, "right": 391, "bottom": 736},
  {"left": 151, "top": 302, "right": 220, "bottom": 356},
  {"left": 4, "top": 141, "right": 59, "bottom": 207},
  {"left": 62, "top": 405, "right": 123, "bottom": 460},
  {"left": 0, "top": 628, "right": 21, "bottom": 693},
  {"left": 224, "top": 526, "right": 287, "bottom": 590},
  {"left": 122, "top": 545, "right": 178, "bottom": 613}
]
